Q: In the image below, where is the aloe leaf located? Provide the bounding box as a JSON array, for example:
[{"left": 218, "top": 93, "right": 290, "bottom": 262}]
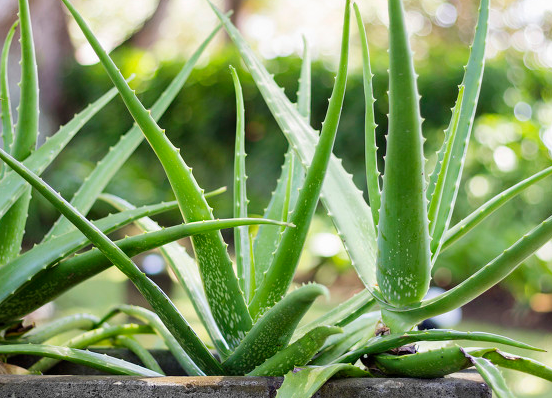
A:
[
  {"left": 252, "top": 36, "right": 310, "bottom": 281},
  {"left": 337, "top": 329, "right": 543, "bottom": 365},
  {"left": 252, "top": 155, "right": 289, "bottom": 280},
  {"left": 0, "top": 344, "right": 162, "bottom": 376},
  {"left": 0, "top": 85, "right": 121, "bottom": 220},
  {"left": 469, "top": 348, "right": 552, "bottom": 382},
  {"left": 442, "top": 165, "right": 552, "bottom": 251},
  {"left": 114, "top": 335, "right": 165, "bottom": 375},
  {"left": 426, "top": 87, "right": 463, "bottom": 204},
  {"left": 230, "top": 66, "right": 253, "bottom": 302},
  {"left": 370, "top": 346, "right": 473, "bottom": 378},
  {"left": 222, "top": 284, "right": 328, "bottom": 375},
  {"left": 297, "top": 36, "right": 311, "bottom": 122},
  {"left": 427, "top": 86, "right": 464, "bottom": 236},
  {"left": 208, "top": 0, "right": 378, "bottom": 297},
  {"left": 0, "top": 20, "right": 18, "bottom": 164},
  {"left": 12, "top": 0, "right": 38, "bottom": 160},
  {"left": 293, "top": 290, "right": 375, "bottom": 340},
  {"left": 100, "top": 305, "right": 206, "bottom": 376},
  {"left": 0, "top": 200, "right": 178, "bottom": 307},
  {"left": 253, "top": 152, "right": 295, "bottom": 288},
  {"left": 44, "top": 22, "right": 222, "bottom": 241},
  {"left": 0, "top": 212, "right": 285, "bottom": 327},
  {"left": 21, "top": 313, "right": 101, "bottom": 344},
  {"left": 28, "top": 323, "right": 154, "bottom": 373},
  {"left": 353, "top": 3, "right": 380, "bottom": 229},
  {"left": 0, "top": 0, "right": 40, "bottom": 266},
  {"left": 310, "top": 312, "right": 380, "bottom": 366},
  {"left": 464, "top": 352, "right": 514, "bottom": 398},
  {"left": 0, "top": 147, "right": 222, "bottom": 374},
  {"left": 286, "top": 33, "right": 308, "bottom": 229},
  {"left": 276, "top": 364, "right": 369, "bottom": 398},
  {"left": 428, "top": 0, "right": 490, "bottom": 259},
  {"left": 376, "top": 0, "right": 431, "bottom": 308},
  {"left": 248, "top": 0, "right": 350, "bottom": 319},
  {"left": 248, "top": 326, "right": 342, "bottom": 377},
  {"left": 100, "top": 193, "right": 232, "bottom": 360},
  {"left": 62, "top": 0, "right": 252, "bottom": 348},
  {"left": 382, "top": 213, "right": 552, "bottom": 331}
]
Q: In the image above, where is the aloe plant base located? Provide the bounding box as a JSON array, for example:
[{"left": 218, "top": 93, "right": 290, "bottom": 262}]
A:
[{"left": 4, "top": 349, "right": 490, "bottom": 398}]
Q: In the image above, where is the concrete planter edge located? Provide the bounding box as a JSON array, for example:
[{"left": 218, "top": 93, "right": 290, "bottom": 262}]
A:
[{"left": 3, "top": 348, "right": 491, "bottom": 398}]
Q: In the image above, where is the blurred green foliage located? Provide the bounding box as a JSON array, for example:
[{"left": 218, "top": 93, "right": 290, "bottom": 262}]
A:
[{"left": 36, "top": 43, "right": 552, "bottom": 308}]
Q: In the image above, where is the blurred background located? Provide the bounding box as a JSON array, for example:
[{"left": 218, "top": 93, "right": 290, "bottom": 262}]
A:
[{"left": 1, "top": 0, "right": 551, "bottom": 395}]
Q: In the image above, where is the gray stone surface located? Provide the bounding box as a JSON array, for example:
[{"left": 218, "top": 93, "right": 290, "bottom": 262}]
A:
[
  {"left": 5, "top": 349, "right": 491, "bottom": 397},
  {"left": 0, "top": 372, "right": 490, "bottom": 398}
]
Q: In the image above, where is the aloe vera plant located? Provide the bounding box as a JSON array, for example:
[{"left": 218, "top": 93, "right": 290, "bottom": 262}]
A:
[
  {"left": 1, "top": 0, "right": 551, "bottom": 397},
  {"left": 206, "top": 0, "right": 552, "bottom": 395},
  {"left": 0, "top": 0, "right": 362, "bottom": 390}
]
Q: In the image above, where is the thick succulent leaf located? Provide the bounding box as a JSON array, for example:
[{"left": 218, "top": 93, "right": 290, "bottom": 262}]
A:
[
  {"left": 0, "top": 192, "right": 31, "bottom": 267},
  {"left": 465, "top": 352, "right": 514, "bottom": 398},
  {"left": 253, "top": 151, "right": 303, "bottom": 288},
  {"left": 427, "top": 86, "right": 464, "bottom": 240},
  {"left": 428, "top": 0, "right": 490, "bottom": 259},
  {"left": 248, "top": 0, "right": 350, "bottom": 319},
  {"left": 0, "top": 201, "right": 178, "bottom": 307},
  {"left": 253, "top": 154, "right": 290, "bottom": 282},
  {"left": 222, "top": 284, "right": 328, "bottom": 375},
  {"left": 114, "top": 336, "right": 165, "bottom": 375},
  {"left": 297, "top": 36, "right": 311, "bottom": 122},
  {"left": 0, "top": 0, "right": 40, "bottom": 266},
  {"left": 337, "top": 329, "right": 543, "bottom": 365},
  {"left": 21, "top": 313, "right": 100, "bottom": 344},
  {"left": 469, "top": 348, "right": 552, "bottom": 382},
  {"left": 275, "top": 364, "right": 369, "bottom": 398},
  {"left": 442, "top": 165, "right": 552, "bottom": 251},
  {"left": 0, "top": 147, "right": 222, "bottom": 375},
  {"left": 44, "top": 22, "right": 222, "bottom": 240},
  {"left": 0, "top": 20, "right": 18, "bottom": 162},
  {"left": 28, "top": 323, "right": 154, "bottom": 373},
  {"left": 0, "top": 212, "right": 284, "bottom": 327},
  {"left": 100, "top": 193, "right": 230, "bottom": 360},
  {"left": 310, "top": 312, "right": 380, "bottom": 366},
  {"left": 353, "top": 3, "right": 380, "bottom": 229},
  {"left": 370, "top": 346, "right": 473, "bottom": 378},
  {"left": 0, "top": 85, "right": 120, "bottom": 220},
  {"left": 0, "top": 344, "right": 162, "bottom": 376},
  {"left": 426, "top": 86, "right": 463, "bottom": 205},
  {"left": 248, "top": 326, "right": 342, "bottom": 377},
  {"left": 253, "top": 35, "right": 310, "bottom": 280},
  {"left": 208, "top": 0, "right": 378, "bottom": 298},
  {"left": 382, "top": 213, "right": 552, "bottom": 331},
  {"left": 100, "top": 305, "right": 205, "bottom": 376},
  {"left": 62, "top": 0, "right": 252, "bottom": 348},
  {"left": 376, "top": 0, "right": 431, "bottom": 308},
  {"left": 293, "top": 289, "right": 375, "bottom": 340},
  {"left": 230, "top": 66, "right": 253, "bottom": 301},
  {"left": 11, "top": 0, "right": 38, "bottom": 160}
]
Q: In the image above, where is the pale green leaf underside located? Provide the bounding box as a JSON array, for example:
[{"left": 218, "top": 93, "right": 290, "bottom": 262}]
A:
[
  {"left": 28, "top": 323, "right": 154, "bottom": 373},
  {"left": 0, "top": 344, "right": 162, "bottom": 376}
]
